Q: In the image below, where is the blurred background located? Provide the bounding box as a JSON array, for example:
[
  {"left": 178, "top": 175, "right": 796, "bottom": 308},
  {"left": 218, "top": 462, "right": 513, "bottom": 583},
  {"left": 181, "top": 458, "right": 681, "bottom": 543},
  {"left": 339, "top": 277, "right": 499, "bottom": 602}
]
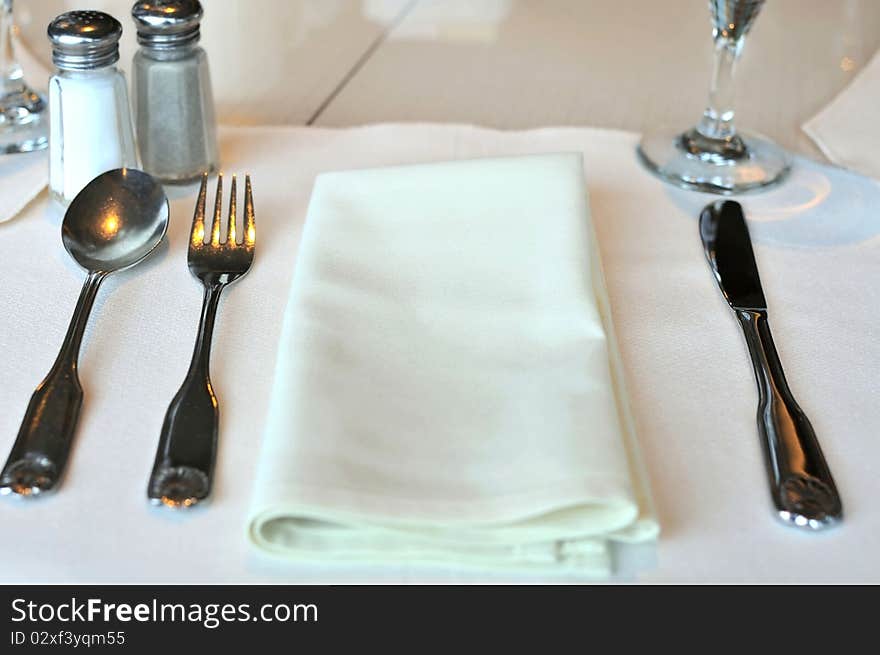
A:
[{"left": 12, "top": 0, "right": 880, "bottom": 158}]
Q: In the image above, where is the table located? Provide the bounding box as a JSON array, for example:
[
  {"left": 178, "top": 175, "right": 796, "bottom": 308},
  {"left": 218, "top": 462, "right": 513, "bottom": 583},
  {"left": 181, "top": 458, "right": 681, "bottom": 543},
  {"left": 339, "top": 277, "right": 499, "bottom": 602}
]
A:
[{"left": 3, "top": 1, "right": 879, "bottom": 584}]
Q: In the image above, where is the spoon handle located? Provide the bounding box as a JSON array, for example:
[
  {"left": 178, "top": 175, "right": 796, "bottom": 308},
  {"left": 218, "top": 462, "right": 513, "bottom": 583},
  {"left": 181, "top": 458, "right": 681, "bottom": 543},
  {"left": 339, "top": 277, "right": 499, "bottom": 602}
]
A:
[
  {"left": 147, "top": 282, "right": 224, "bottom": 507},
  {"left": 0, "top": 271, "right": 106, "bottom": 497}
]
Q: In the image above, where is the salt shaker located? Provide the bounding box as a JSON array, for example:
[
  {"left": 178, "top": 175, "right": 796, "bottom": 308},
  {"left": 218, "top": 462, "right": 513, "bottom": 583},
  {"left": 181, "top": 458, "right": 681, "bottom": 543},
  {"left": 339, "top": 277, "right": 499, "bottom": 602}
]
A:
[
  {"left": 47, "top": 11, "right": 138, "bottom": 206},
  {"left": 131, "top": 0, "right": 218, "bottom": 183}
]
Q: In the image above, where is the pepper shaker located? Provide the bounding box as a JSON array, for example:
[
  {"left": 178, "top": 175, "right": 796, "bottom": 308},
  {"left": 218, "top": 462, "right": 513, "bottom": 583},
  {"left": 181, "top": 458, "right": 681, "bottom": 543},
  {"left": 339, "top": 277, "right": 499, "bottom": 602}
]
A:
[
  {"left": 131, "top": 0, "right": 218, "bottom": 184},
  {"left": 47, "top": 11, "right": 139, "bottom": 206}
]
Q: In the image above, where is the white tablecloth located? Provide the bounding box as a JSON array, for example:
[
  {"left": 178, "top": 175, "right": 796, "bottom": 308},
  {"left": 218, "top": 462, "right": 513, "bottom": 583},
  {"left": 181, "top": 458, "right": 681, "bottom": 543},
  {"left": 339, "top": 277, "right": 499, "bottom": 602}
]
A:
[{"left": 0, "top": 124, "right": 878, "bottom": 583}]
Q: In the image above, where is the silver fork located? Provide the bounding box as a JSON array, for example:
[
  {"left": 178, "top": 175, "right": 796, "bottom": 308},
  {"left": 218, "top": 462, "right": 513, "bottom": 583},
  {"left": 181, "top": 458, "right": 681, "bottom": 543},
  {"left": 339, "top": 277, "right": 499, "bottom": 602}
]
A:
[{"left": 147, "top": 173, "right": 255, "bottom": 508}]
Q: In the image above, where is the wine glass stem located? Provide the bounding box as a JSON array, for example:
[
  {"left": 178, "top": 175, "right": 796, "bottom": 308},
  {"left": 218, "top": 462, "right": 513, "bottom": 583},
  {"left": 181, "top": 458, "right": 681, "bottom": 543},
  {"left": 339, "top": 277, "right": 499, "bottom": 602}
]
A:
[
  {"left": 0, "top": 0, "right": 23, "bottom": 97},
  {"left": 697, "top": 37, "right": 741, "bottom": 141}
]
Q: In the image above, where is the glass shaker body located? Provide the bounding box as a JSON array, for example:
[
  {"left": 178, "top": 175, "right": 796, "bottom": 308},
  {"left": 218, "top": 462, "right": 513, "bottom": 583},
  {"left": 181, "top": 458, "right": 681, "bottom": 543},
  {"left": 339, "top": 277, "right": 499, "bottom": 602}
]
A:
[
  {"left": 47, "top": 10, "right": 139, "bottom": 206},
  {"left": 48, "top": 66, "right": 138, "bottom": 206},
  {"left": 132, "top": 42, "right": 218, "bottom": 183}
]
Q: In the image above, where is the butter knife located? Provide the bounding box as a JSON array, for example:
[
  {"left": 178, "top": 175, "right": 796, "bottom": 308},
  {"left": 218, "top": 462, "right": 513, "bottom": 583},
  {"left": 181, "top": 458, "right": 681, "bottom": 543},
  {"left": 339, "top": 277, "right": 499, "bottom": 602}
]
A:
[{"left": 699, "top": 200, "right": 842, "bottom": 530}]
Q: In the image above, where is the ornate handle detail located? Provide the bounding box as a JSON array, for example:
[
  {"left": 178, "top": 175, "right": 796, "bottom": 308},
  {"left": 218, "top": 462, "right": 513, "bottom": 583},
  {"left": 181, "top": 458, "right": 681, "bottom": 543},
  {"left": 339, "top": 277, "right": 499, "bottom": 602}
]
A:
[
  {"left": 147, "top": 282, "right": 224, "bottom": 507},
  {"left": 736, "top": 309, "right": 842, "bottom": 529},
  {"left": 0, "top": 271, "right": 105, "bottom": 496}
]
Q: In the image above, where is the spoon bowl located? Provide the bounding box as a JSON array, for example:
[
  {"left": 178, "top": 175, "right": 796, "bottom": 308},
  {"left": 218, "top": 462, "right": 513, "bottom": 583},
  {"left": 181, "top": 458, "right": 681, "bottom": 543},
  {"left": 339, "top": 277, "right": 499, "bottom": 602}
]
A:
[{"left": 63, "top": 168, "right": 169, "bottom": 273}]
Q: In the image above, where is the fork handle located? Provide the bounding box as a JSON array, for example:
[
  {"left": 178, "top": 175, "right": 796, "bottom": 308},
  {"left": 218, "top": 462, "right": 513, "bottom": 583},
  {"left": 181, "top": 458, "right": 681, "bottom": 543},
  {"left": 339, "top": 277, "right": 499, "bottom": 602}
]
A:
[
  {"left": 736, "top": 309, "right": 842, "bottom": 529},
  {"left": 148, "top": 282, "right": 225, "bottom": 507}
]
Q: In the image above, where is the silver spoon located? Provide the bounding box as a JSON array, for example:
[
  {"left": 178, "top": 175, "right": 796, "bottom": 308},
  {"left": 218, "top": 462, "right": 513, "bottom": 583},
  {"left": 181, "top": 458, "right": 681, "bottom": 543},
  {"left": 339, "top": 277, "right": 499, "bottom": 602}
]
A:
[{"left": 0, "top": 168, "right": 169, "bottom": 497}]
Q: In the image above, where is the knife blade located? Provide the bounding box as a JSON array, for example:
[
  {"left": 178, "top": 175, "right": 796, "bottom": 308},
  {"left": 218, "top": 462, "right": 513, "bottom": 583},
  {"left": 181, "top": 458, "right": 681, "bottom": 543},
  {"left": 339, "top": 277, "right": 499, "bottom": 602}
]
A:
[{"left": 699, "top": 200, "right": 842, "bottom": 530}]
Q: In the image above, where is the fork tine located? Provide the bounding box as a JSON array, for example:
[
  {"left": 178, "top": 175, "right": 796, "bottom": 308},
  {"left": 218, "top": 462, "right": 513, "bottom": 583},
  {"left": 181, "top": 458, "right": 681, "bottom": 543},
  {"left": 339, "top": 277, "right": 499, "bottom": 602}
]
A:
[
  {"left": 211, "top": 172, "right": 223, "bottom": 247},
  {"left": 227, "top": 174, "right": 237, "bottom": 245},
  {"left": 244, "top": 174, "right": 255, "bottom": 247},
  {"left": 190, "top": 173, "right": 208, "bottom": 246}
]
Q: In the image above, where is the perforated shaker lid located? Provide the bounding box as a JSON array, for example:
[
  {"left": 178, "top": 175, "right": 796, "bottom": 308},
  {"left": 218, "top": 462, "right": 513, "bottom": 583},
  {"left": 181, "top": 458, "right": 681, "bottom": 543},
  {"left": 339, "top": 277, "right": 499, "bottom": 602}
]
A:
[
  {"left": 48, "top": 10, "right": 123, "bottom": 70},
  {"left": 131, "top": 0, "right": 203, "bottom": 48}
]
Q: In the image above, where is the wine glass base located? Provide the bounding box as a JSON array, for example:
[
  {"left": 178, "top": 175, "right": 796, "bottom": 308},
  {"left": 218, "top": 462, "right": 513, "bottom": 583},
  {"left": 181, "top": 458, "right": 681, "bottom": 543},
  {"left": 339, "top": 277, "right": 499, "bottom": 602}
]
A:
[
  {"left": 0, "top": 90, "right": 48, "bottom": 154},
  {"left": 637, "top": 127, "right": 791, "bottom": 195}
]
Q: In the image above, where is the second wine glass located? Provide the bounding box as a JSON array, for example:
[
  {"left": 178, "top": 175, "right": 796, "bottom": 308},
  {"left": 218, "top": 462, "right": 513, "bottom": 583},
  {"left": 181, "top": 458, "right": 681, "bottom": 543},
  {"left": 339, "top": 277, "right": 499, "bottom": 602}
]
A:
[
  {"left": 638, "top": 0, "right": 790, "bottom": 194},
  {"left": 0, "top": 0, "right": 47, "bottom": 154}
]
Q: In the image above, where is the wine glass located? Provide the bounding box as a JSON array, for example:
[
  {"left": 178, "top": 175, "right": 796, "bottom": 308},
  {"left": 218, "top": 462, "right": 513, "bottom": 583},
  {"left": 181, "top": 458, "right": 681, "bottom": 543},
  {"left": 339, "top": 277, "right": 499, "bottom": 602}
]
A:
[
  {"left": 637, "top": 0, "right": 790, "bottom": 194},
  {"left": 0, "top": 0, "right": 47, "bottom": 154}
]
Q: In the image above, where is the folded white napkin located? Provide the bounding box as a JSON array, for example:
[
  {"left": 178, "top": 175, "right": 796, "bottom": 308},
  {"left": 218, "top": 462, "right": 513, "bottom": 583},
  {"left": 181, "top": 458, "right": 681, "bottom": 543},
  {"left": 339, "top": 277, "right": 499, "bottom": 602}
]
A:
[
  {"left": 0, "top": 149, "right": 47, "bottom": 223},
  {"left": 0, "top": 34, "right": 50, "bottom": 224},
  {"left": 247, "top": 153, "right": 658, "bottom": 575},
  {"left": 803, "top": 49, "right": 880, "bottom": 179}
]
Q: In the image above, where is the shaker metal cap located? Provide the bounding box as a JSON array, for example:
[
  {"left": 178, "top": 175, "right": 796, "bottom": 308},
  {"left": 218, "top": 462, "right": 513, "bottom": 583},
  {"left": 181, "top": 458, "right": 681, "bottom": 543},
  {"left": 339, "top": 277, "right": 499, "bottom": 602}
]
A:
[
  {"left": 131, "top": 0, "right": 203, "bottom": 48},
  {"left": 48, "top": 11, "right": 122, "bottom": 70}
]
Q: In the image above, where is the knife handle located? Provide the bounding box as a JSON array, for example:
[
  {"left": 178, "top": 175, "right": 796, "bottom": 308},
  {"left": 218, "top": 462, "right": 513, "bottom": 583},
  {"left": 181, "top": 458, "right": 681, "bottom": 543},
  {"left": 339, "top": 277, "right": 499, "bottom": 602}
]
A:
[{"left": 735, "top": 309, "right": 842, "bottom": 529}]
